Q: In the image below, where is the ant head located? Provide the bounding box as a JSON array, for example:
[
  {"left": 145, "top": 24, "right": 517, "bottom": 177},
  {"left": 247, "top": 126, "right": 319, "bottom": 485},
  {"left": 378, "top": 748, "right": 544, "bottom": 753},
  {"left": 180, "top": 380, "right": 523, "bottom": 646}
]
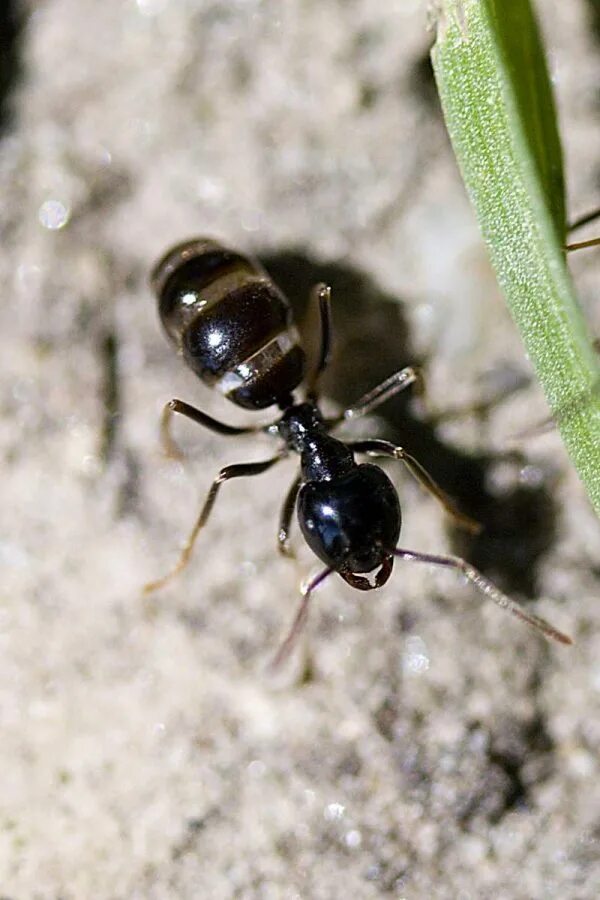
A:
[{"left": 298, "top": 464, "right": 401, "bottom": 580}]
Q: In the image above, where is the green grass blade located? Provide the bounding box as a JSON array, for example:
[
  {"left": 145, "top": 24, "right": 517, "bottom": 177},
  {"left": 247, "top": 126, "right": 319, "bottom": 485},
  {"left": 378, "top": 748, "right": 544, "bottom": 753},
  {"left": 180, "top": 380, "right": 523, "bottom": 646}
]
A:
[{"left": 431, "top": 0, "right": 600, "bottom": 517}]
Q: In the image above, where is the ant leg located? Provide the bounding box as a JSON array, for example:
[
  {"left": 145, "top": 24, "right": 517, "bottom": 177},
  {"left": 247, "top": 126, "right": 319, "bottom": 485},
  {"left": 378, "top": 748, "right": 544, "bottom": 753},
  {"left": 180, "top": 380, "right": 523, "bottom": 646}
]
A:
[
  {"left": 278, "top": 474, "right": 302, "bottom": 558},
  {"left": 306, "top": 283, "right": 333, "bottom": 401},
  {"left": 144, "top": 453, "right": 284, "bottom": 594},
  {"left": 350, "top": 439, "right": 480, "bottom": 535},
  {"left": 270, "top": 566, "right": 333, "bottom": 670},
  {"left": 160, "top": 398, "right": 260, "bottom": 460},
  {"left": 327, "top": 366, "right": 424, "bottom": 427},
  {"left": 393, "top": 548, "right": 572, "bottom": 645}
]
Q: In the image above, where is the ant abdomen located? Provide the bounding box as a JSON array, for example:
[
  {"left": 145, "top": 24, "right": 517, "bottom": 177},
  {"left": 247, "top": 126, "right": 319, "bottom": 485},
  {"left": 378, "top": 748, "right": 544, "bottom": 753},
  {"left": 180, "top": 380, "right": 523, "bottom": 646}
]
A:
[{"left": 152, "top": 237, "right": 306, "bottom": 410}]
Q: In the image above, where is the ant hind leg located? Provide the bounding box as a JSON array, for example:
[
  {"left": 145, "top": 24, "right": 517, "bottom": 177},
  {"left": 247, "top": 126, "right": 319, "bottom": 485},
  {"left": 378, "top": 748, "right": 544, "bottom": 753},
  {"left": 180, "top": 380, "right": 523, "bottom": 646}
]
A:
[
  {"left": 306, "top": 284, "right": 333, "bottom": 401},
  {"left": 327, "top": 366, "right": 424, "bottom": 427}
]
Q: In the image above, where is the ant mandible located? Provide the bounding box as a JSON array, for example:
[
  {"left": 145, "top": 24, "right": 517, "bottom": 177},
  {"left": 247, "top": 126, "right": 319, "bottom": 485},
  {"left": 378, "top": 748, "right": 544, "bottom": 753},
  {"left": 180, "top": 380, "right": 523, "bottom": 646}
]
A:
[{"left": 144, "top": 238, "right": 572, "bottom": 663}]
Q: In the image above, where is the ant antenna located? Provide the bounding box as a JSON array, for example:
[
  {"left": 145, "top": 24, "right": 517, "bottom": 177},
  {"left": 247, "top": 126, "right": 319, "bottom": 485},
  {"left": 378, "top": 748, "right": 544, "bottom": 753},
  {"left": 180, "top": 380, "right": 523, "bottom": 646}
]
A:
[
  {"left": 566, "top": 205, "right": 600, "bottom": 252},
  {"left": 270, "top": 567, "right": 333, "bottom": 670},
  {"left": 393, "top": 548, "right": 572, "bottom": 645},
  {"left": 565, "top": 236, "right": 600, "bottom": 253}
]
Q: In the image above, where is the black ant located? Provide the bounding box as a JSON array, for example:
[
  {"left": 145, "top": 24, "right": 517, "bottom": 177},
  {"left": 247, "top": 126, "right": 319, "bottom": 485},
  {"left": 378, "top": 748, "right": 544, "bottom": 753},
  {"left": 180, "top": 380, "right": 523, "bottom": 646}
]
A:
[{"left": 144, "top": 237, "right": 572, "bottom": 663}]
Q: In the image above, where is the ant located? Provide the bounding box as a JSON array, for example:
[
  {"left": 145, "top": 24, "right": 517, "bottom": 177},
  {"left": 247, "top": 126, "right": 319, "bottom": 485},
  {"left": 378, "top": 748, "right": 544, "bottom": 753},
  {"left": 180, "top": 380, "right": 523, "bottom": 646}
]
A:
[{"left": 144, "top": 237, "right": 572, "bottom": 663}]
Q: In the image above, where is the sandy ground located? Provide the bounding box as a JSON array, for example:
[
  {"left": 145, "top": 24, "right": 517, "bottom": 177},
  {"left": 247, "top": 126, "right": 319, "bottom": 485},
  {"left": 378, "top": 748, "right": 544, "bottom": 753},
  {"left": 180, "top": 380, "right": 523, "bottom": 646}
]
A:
[{"left": 1, "top": 1, "right": 600, "bottom": 897}]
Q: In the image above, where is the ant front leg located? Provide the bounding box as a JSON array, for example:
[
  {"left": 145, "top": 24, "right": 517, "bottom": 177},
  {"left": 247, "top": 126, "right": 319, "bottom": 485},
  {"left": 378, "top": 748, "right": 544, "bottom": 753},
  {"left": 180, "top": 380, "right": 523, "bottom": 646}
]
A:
[
  {"left": 349, "top": 438, "right": 481, "bottom": 535},
  {"left": 160, "top": 399, "right": 260, "bottom": 460},
  {"left": 278, "top": 474, "right": 302, "bottom": 558},
  {"left": 144, "top": 453, "right": 284, "bottom": 594}
]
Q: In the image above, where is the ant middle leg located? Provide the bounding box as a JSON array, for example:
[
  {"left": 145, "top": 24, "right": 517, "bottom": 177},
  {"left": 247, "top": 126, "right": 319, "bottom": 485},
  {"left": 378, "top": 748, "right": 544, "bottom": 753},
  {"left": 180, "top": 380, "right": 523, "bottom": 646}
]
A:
[
  {"left": 349, "top": 438, "right": 480, "bottom": 535},
  {"left": 160, "top": 398, "right": 261, "bottom": 460},
  {"left": 278, "top": 473, "right": 302, "bottom": 558},
  {"left": 144, "top": 453, "right": 285, "bottom": 594}
]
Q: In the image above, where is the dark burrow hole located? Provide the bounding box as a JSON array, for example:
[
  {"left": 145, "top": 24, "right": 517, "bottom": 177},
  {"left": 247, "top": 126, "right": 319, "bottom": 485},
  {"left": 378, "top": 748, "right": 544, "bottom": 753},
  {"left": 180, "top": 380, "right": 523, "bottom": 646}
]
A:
[
  {"left": 457, "top": 713, "right": 555, "bottom": 826},
  {"left": 261, "top": 250, "right": 557, "bottom": 599}
]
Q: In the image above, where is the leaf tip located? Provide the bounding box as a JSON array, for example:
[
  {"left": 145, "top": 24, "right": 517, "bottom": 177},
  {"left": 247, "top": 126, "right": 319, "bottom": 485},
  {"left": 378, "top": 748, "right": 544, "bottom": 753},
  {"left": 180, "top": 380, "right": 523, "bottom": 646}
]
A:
[{"left": 430, "top": 0, "right": 471, "bottom": 48}]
